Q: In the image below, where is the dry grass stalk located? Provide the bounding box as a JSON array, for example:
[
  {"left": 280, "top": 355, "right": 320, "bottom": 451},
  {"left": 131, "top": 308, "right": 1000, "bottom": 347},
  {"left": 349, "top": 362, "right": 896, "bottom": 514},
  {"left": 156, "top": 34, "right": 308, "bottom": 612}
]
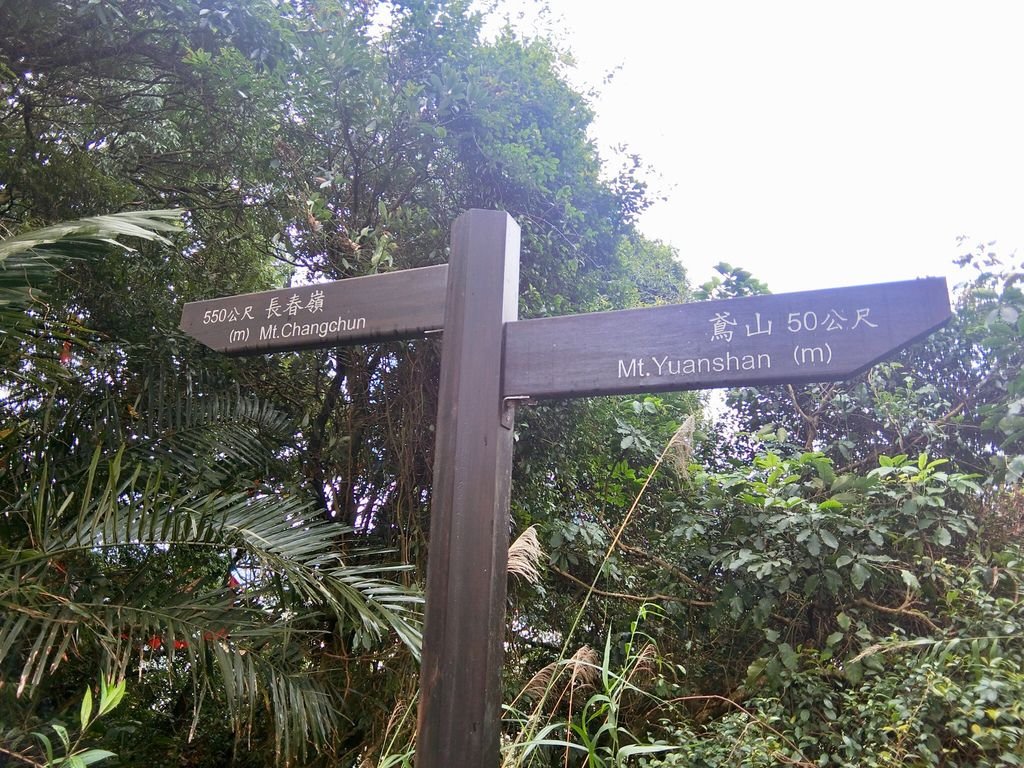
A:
[
  {"left": 627, "top": 642, "right": 658, "bottom": 686},
  {"left": 521, "top": 644, "right": 599, "bottom": 703},
  {"left": 522, "top": 660, "right": 557, "bottom": 701},
  {"left": 507, "top": 524, "right": 543, "bottom": 584},
  {"left": 567, "top": 644, "right": 599, "bottom": 690},
  {"left": 668, "top": 415, "right": 696, "bottom": 477}
]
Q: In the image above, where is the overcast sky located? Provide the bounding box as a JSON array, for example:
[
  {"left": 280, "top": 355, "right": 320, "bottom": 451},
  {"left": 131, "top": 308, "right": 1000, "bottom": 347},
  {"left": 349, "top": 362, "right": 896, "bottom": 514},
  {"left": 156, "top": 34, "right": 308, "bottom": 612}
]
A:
[{"left": 489, "top": 1, "right": 1024, "bottom": 294}]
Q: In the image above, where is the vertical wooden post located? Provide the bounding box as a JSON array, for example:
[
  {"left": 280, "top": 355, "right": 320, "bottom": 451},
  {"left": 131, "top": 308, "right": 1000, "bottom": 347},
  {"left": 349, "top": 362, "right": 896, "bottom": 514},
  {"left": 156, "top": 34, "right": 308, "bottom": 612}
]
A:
[{"left": 416, "top": 210, "right": 520, "bottom": 768}]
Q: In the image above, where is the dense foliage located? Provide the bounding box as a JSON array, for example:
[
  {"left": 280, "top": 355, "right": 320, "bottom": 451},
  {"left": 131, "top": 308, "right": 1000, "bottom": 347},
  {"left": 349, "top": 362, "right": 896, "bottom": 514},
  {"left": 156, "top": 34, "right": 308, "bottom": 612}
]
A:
[{"left": 2, "top": 1, "right": 1024, "bottom": 767}]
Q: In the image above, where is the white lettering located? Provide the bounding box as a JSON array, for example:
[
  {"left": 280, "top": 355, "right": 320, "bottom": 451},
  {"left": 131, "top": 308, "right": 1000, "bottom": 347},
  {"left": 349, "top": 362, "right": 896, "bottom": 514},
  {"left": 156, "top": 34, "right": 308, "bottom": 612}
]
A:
[
  {"left": 279, "top": 316, "right": 367, "bottom": 339},
  {"left": 852, "top": 307, "right": 877, "bottom": 329},
  {"left": 641, "top": 352, "right": 772, "bottom": 378},
  {"left": 823, "top": 309, "right": 847, "bottom": 331},
  {"left": 745, "top": 312, "right": 773, "bottom": 337},
  {"left": 709, "top": 312, "right": 737, "bottom": 342},
  {"left": 307, "top": 290, "right": 325, "bottom": 313},
  {"left": 799, "top": 346, "right": 825, "bottom": 364}
]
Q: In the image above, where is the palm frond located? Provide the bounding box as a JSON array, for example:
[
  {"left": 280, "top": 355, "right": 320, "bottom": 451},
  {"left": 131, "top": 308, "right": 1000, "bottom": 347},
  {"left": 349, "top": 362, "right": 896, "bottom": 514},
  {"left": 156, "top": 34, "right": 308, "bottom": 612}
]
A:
[
  {"left": 1, "top": 446, "right": 422, "bottom": 761},
  {"left": 129, "top": 386, "right": 298, "bottom": 487},
  {"left": 0, "top": 210, "right": 183, "bottom": 263},
  {"left": 0, "top": 209, "right": 182, "bottom": 308}
]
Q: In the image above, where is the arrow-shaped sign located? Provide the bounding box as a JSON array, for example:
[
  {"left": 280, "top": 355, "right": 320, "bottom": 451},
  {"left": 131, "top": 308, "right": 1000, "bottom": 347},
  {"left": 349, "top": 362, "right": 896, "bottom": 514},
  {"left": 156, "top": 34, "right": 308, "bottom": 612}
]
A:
[
  {"left": 503, "top": 277, "right": 951, "bottom": 399},
  {"left": 180, "top": 264, "right": 448, "bottom": 355}
]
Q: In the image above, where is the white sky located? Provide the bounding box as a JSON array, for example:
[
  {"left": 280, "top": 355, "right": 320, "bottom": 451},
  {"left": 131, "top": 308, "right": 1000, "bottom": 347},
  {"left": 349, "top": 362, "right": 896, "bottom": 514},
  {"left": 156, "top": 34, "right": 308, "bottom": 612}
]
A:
[{"left": 489, "top": 1, "right": 1024, "bottom": 294}]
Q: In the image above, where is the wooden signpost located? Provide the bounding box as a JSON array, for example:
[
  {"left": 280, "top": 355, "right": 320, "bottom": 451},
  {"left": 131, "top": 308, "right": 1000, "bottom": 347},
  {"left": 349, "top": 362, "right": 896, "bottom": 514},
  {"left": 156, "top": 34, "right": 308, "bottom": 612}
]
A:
[{"left": 181, "top": 210, "right": 952, "bottom": 768}]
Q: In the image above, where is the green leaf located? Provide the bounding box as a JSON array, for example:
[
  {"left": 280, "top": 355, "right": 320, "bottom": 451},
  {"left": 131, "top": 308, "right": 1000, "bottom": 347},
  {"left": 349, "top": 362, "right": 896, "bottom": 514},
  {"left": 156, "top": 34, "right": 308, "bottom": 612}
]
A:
[
  {"left": 851, "top": 562, "right": 870, "bottom": 590},
  {"left": 779, "top": 642, "right": 798, "bottom": 671},
  {"left": 845, "top": 659, "right": 864, "bottom": 684},
  {"left": 806, "top": 533, "right": 821, "bottom": 557},
  {"left": 33, "top": 731, "right": 55, "bottom": 764},
  {"left": 746, "top": 657, "right": 767, "bottom": 686},
  {"left": 51, "top": 723, "right": 70, "bottom": 750},
  {"left": 901, "top": 569, "right": 921, "bottom": 590},
  {"left": 1007, "top": 454, "right": 1024, "bottom": 483},
  {"left": 80, "top": 685, "right": 93, "bottom": 730},
  {"left": 97, "top": 678, "right": 125, "bottom": 717},
  {"left": 819, "top": 529, "right": 839, "bottom": 550},
  {"left": 0, "top": 210, "right": 181, "bottom": 265},
  {"left": 76, "top": 749, "right": 118, "bottom": 765},
  {"left": 934, "top": 526, "right": 952, "bottom": 547}
]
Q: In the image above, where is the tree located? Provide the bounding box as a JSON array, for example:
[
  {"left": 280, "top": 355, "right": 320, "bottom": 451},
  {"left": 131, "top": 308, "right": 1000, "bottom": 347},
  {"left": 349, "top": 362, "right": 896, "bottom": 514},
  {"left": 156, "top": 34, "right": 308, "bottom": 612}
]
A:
[
  {"left": 8, "top": 2, "right": 1024, "bottom": 764},
  {"left": 0, "top": 212, "right": 421, "bottom": 765},
  {"left": 1, "top": 1, "right": 690, "bottom": 764}
]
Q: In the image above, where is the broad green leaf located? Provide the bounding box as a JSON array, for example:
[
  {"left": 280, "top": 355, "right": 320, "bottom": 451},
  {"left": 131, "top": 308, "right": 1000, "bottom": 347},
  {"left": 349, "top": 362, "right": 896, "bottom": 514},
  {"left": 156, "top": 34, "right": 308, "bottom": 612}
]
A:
[
  {"left": 778, "top": 642, "right": 798, "bottom": 671},
  {"left": 77, "top": 749, "right": 118, "bottom": 765},
  {"left": 851, "top": 562, "right": 870, "bottom": 590},
  {"left": 819, "top": 529, "right": 839, "bottom": 550},
  {"left": 806, "top": 533, "right": 821, "bottom": 557},
  {"left": 1007, "top": 454, "right": 1024, "bottom": 483}
]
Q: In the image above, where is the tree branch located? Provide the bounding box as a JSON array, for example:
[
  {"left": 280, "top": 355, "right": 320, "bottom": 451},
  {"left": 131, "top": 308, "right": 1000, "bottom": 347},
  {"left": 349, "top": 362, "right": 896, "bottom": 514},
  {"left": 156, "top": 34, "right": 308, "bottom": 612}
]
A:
[{"left": 550, "top": 564, "right": 713, "bottom": 607}]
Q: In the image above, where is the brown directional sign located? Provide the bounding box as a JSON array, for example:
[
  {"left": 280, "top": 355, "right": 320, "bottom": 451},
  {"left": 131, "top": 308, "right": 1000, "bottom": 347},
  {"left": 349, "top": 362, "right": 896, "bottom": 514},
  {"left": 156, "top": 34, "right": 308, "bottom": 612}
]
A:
[
  {"left": 179, "top": 264, "right": 448, "bottom": 354},
  {"left": 503, "top": 277, "right": 951, "bottom": 400}
]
